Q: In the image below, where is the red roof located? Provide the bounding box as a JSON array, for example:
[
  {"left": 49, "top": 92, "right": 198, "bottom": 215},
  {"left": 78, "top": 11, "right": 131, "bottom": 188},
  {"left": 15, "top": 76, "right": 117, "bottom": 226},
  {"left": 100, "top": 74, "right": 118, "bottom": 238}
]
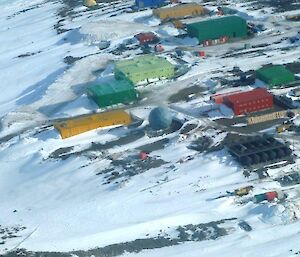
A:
[
  {"left": 211, "top": 90, "right": 241, "bottom": 104},
  {"left": 135, "top": 32, "right": 157, "bottom": 42},
  {"left": 225, "top": 88, "right": 272, "bottom": 104},
  {"left": 211, "top": 90, "right": 241, "bottom": 99}
]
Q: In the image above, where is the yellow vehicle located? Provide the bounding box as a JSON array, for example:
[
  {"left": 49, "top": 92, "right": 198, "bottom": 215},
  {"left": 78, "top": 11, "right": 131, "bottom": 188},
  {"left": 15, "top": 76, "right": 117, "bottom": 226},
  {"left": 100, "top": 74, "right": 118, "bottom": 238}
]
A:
[
  {"left": 234, "top": 186, "right": 253, "bottom": 197},
  {"left": 54, "top": 110, "right": 132, "bottom": 139},
  {"left": 276, "top": 123, "right": 293, "bottom": 133}
]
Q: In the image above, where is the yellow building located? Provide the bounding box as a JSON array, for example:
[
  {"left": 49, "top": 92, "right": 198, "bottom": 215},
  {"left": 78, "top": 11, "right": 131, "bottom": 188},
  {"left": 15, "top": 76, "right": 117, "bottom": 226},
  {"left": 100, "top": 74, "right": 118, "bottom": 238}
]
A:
[
  {"left": 54, "top": 110, "right": 132, "bottom": 139},
  {"left": 153, "top": 3, "right": 205, "bottom": 21}
]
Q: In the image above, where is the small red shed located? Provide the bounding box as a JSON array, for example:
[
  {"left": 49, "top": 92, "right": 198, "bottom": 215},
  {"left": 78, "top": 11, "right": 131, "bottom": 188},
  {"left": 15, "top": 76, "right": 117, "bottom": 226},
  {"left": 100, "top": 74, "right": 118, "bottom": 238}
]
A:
[
  {"left": 223, "top": 88, "right": 273, "bottom": 115},
  {"left": 154, "top": 44, "right": 164, "bottom": 52},
  {"left": 135, "top": 32, "right": 159, "bottom": 45},
  {"left": 198, "top": 51, "right": 206, "bottom": 57},
  {"left": 266, "top": 191, "right": 277, "bottom": 202},
  {"left": 139, "top": 151, "right": 149, "bottom": 161}
]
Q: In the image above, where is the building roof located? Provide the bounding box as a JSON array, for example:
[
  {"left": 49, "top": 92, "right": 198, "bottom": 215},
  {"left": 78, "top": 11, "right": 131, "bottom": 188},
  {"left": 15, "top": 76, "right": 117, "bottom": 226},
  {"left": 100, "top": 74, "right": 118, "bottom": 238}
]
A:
[
  {"left": 135, "top": 32, "right": 157, "bottom": 39},
  {"left": 186, "top": 15, "right": 247, "bottom": 43},
  {"left": 212, "top": 90, "right": 241, "bottom": 99},
  {"left": 135, "top": 32, "right": 158, "bottom": 43},
  {"left": 256, "top": 65, "right": 295, "bottom": 81},
  {"left": 115, "top": 55, "right": 174, "bottom": 75},
  {"left": 154, "top": 2, "right": 203, "bottom": 13},
  {"left": 87, "top": 79, "right": 134, "bottom": 97},
  {"left": 55, "top": 110, "right": 130, "bottom": 130},
  {"left": 225, "top": 88, "right": 272, "bottom": 104},
  {"left": 187, "top": 15, "right": 246, "bottom": 32},
  {"left": 135, "top": 0, "right": 166, "bottom": 6}
]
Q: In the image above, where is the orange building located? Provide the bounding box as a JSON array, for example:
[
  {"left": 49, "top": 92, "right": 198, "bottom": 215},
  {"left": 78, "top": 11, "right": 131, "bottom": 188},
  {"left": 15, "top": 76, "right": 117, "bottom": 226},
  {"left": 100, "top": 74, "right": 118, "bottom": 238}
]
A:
[
  {"left": 153, "top": 3, "right": 205, "bottom": 21},
  {"left": 54, "top": 110, "right": 132, "bottom": 139}
]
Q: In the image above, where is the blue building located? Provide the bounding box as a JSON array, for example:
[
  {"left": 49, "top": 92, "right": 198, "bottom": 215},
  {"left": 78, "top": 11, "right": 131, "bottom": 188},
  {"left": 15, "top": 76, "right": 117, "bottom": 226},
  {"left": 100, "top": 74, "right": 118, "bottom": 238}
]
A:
[{"left": 135, "top": 0, "right": 166, "bottom": 9}]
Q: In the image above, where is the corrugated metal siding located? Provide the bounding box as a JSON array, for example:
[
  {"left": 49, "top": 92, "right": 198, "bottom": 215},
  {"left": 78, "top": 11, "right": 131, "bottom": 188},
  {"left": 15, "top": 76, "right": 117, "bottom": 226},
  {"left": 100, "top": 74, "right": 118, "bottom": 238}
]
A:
[
  {"left": 224, "top": 88, "right": 273, "bottom": 115},
  {"left": 114, "top": 55, "right": 175, "bottom": 84},
  {"left": 256, "top": 65, "right": 295, "bottom": 88},
  {"left": 87, "top": 80, "right": 138, "bottom": 108},
  {"left": 54, "top": 110, "right": 132, "bottom": 139},
  {"left": 153, "top": 3, "right": 205, "bottom": 20},
  {"left": 187, "top": 16, "right": 247, "bottom": 43},
  {"left": 211, "top": 90, "right": 241, "bottom": 104}
]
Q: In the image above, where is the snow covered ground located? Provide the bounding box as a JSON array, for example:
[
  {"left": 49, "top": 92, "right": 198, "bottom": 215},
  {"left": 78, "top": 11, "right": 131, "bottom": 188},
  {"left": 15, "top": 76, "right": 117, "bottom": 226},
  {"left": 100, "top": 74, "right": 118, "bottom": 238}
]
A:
[{"left": 1, "top": 0, "right": 300, "bottom": 256}]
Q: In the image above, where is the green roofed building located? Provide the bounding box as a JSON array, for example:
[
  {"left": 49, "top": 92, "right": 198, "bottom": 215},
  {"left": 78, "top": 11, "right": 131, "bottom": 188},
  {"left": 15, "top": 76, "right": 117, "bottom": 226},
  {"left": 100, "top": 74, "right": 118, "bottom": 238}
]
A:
[
  {"left": 256, "top": 65, "right": 295, "bottom": 88},
  {"left": 87, "top": 79, "right": 138, "bottom": 108},
  {"left": 186, "top": 15, "right": 247, "bottom": 43},
  {"left": 114, "top": 55, "right": 175, "bottom": 85}
]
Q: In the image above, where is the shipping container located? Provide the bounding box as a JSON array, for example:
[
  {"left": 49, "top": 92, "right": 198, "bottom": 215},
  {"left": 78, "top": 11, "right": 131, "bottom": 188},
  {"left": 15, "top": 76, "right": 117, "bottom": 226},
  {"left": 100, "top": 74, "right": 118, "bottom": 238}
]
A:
[
  {"left": 87, "top": 80, "right": 138, "bottom": 108},
  {"left": 153, "top": 3, "right": 205, "bottom": 21},
  {"left": 224, "top": 88, "right": 273, "bottom": 115},
  {"left": 54, "top": 110, "right": 132, "bottom": 139},
  {"left": 254, "top": 193, "right": 268, "bottom": 203},
  {"left": 187, "top": 16, "right": 247, "bottom": 44},
  {"left": 256, "top": 65, "right": 295, "bottom": 88}
]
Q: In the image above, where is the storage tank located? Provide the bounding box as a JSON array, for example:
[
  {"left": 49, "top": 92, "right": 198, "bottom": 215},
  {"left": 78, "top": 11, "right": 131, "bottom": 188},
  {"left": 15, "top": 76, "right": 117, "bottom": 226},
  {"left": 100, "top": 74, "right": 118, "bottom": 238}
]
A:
[{"left": 148, "top": 106, "right": 173, "bottom": 131}]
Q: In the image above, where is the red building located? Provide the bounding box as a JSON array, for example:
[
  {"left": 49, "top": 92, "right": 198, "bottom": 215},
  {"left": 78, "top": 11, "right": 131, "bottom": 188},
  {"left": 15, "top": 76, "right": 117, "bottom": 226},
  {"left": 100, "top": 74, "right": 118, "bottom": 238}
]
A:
[
  {"left": 223, "top": 88, "right": 273, "bottom": 115},
  {"left": 135, "top": 32, "right": 159, "bottom": 45},
  {"left": 211, "top": 90, "right": 241, "bottom": 104}
]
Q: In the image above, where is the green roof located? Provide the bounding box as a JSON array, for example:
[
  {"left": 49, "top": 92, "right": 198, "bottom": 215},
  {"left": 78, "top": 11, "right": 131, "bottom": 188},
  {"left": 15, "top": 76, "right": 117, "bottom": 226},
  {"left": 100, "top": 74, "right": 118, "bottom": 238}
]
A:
[
  {"left": 256, "top": 65, "right": 295, "bottom": 88},
  {"left": 187, "top": 15, "right": 247, "bottom": 43},
  {"left": 87, "top": 79, "right": 138, "bottom": 108},
  {"left": 115, "top": 55, "right": 174, "bottom": 76},
  {"left": 87, "top": 79, "right": 134, "bottom": 97}
]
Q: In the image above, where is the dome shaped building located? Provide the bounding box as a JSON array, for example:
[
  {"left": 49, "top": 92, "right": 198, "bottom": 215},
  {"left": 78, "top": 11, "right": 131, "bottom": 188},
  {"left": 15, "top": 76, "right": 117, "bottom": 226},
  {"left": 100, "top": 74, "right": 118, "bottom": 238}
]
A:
[{"left": 148, "top": 107, "right": 173, "bottom": 131}]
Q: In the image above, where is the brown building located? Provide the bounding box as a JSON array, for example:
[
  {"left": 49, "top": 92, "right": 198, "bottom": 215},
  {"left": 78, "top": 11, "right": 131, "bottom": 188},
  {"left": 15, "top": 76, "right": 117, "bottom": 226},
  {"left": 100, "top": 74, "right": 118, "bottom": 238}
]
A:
[{"left": 153, "top": 3, "right": 205, "bottom": 21}]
